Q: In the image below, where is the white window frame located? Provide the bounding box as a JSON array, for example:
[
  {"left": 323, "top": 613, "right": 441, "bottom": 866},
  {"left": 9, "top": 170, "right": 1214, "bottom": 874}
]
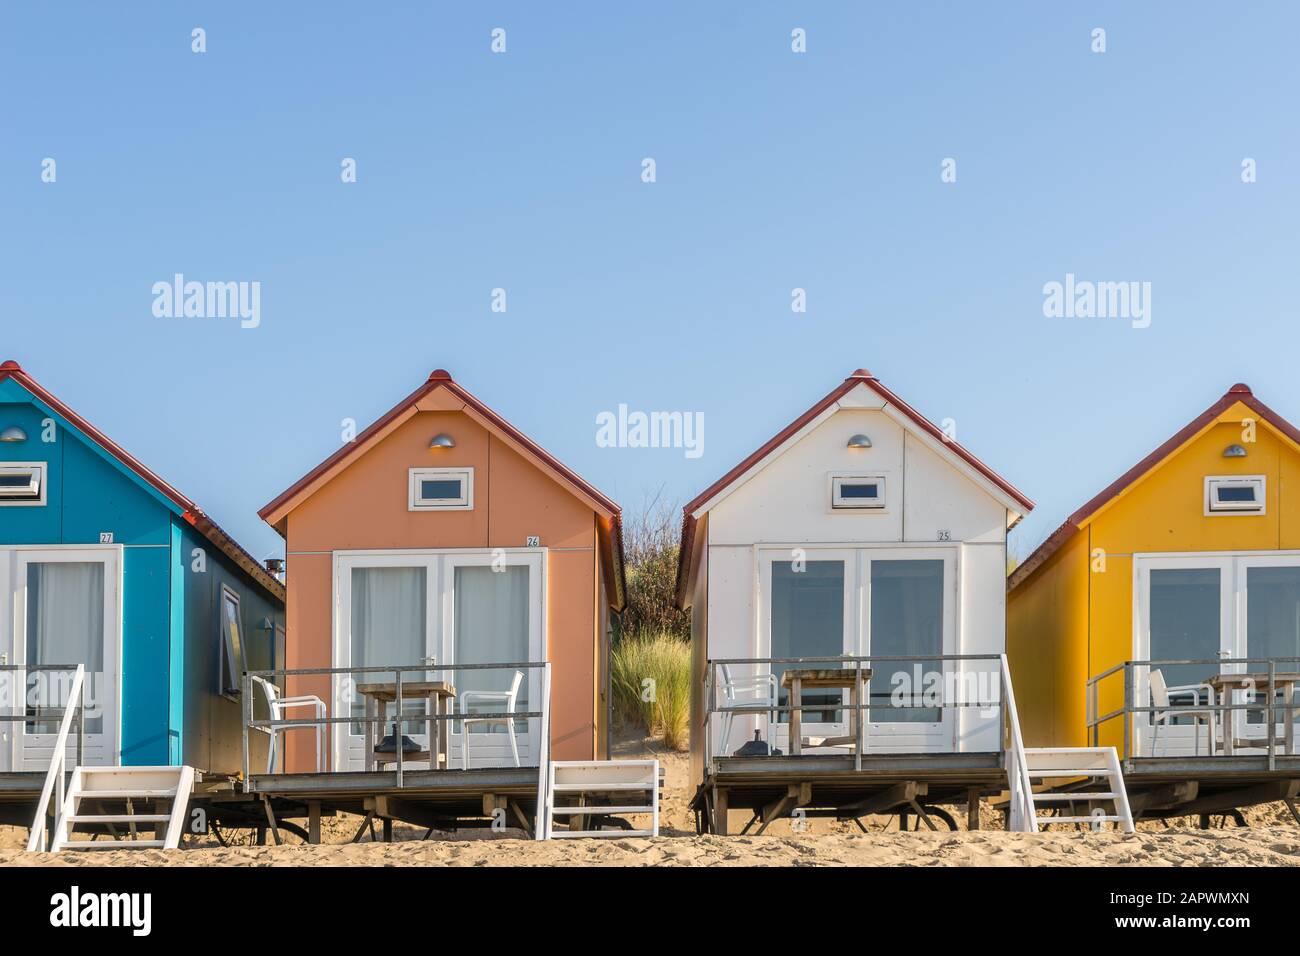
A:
[
  {"left": 331, "top": 547, "right": 546, "bottom": 771},
  {"left": 1204, "top": 475, "right": 1265, "bottom": 515},
  {"left": 408, "top": 467, "right": 473, "bottom": 511},
  {"left": 1133, "top": 550, "right": 1300, "bottom": 754},
  {"left": 756, "top": 543, "right": 957, "bottom": 753},
  {"left": 0, "top": 462, "right": 47, "bottom": 507},
  {"left": 829, "top": 473, "right": 887, "bottom": 511}
]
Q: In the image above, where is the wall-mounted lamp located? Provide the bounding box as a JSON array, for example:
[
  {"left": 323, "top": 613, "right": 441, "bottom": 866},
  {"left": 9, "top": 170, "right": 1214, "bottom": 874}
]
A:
[
  {"left": 847, "top": 434, "right": 872, "bottom": 449},
  {"left": 429, "top": 434, "right": 456, "bottom": 450},
  {"left": 1222, "top": 444, "right": 1248, "bottom": 458},
  {"left": 0, "top": 426, "right": 27, "bottom": 443}
]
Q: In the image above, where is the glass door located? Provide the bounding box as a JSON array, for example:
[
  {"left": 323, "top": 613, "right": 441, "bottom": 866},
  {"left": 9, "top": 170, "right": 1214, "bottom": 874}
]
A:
[
  {"left": 335, "top": 556, "right": 436, "bottom": 770},
  {"left": 12, "top": 548, "right": 119, "bottom": 770},
  {"left": 759, "top": 551, "right": 854, "bottom": 754},
  {"left": 1239, "top": 557, "right": 1300, "bottom": 749},
  {"left": 864, "top": 552, "right": 955, "bottom": 751},
  {"left": 334, "top": 550, "right": 545, "bottom": 771},
  {"left": 1135, "top": 557, "right": 1232, "bottom": 756},
  {"left": 442, "top": 553, "right": 544, "bottom": 767}
]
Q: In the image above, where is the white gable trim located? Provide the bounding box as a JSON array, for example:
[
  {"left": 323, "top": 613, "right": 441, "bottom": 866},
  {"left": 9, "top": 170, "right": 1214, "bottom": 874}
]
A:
[{"left": 691, "top": 383, "right": 1024, "bottom": 526}]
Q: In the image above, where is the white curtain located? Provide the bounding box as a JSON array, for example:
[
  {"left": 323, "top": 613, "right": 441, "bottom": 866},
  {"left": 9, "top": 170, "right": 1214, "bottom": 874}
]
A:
[
  {"left": 26, "top": 562, "right": 104, "bottom": 733},
  {"left": 350, "top": 567, "right": 426, "bottom": 730},
  {"left": 454, "top": 566, "right": 528, "bottom": 720}
]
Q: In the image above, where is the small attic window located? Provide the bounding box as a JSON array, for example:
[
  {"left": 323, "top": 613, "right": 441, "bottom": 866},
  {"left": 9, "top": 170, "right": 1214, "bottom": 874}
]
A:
[
  {"left": 409, "top": 467, "right": 473, "bottom": 511},
  {"left": 1206, "top": 475, "right": 1265, "bottom": 515},
  {"left": 831, "top": 474, "right": 886, "bottom": 510},
  {"left": 0, "top": 462, "right": 45, "bottom": 506}
]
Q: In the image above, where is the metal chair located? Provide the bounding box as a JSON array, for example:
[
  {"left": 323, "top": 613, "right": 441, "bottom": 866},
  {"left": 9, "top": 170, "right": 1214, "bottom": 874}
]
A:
[
  {"left": 716, "top": 662, "right": 778, "bottom": 755},
  {"left": 252, "top": 675, "right": 327, "bottom": 773},
  {"left": 459, "top": 670, "right": 524, "bottom": 769},
  {"left": 1149, "top": 669, "right": 1217, "bottom": 756}
]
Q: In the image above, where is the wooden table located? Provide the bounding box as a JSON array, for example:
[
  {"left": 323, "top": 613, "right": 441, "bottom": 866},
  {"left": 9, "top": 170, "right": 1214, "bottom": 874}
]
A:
[
  {"left": 780, "top": 667, "right": 872, "bottom": 757},
  {"left": 1206, "top": 673, "right": 1300, "bottom": 756},
  {"left": 357, "top": 680, "right": 457, "bottom": 771}
]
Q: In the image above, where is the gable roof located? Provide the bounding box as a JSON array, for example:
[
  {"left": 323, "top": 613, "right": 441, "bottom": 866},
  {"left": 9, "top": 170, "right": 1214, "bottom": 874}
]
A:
[
  {"left": 675, "top": 368, "right": 1034, "bottom": 606},
  {"left": 0, "top": 360, "right": 284, "bottom": 601},
  {"left": 258, "top": 368, "right": 626, "bottom": 609},
  {"left": 1008, "top": 383, "right": 1300, "bottom": 592}
]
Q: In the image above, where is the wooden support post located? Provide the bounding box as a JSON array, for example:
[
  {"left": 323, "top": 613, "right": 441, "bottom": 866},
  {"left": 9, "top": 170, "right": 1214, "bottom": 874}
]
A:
[
  {"left": 755, "top": 783, "right": 813, "bottom": 835},
  {"left": 308, "top": 801, "right": 321, "bottom": 845},
  {"left": 713, "top": 786, "right": 729, "bottom": 836},
  {"left": 1285, "top": 797, "right": 1300, "bottom": 827},
  {"left": 839, "top": 781, "right": 925, "bottom": 818},
  {"left": 967, "top": 788, "right": 981, "bottom": 831},
  {"left": 261, "top": 796, "right": 282, "bottom": 846},
  {"left": 382, "top": 818, "right": 393, "bottom": 842},
  {"left": 348, "top": 806, "right": 374, "bottom": 842},
  {"left": 1127, "top": 781, "right": 1198, "bottom": 817},
  {"left": 508, "top": 800, "right": 532, "bottom": 833}
]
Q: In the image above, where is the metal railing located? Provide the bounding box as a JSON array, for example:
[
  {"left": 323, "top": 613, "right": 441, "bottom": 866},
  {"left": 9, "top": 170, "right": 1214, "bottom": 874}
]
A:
[
  {"left": 1086, "top": 657, "right": 1300, "bottom": 768},
  {"left": 702, "top": 653, "right": 1011, "bottom": 776},
  {"left": 242, "top": 661, "right": 552, "bottom": 790},
  {"left": 7, "top": 664, "right": 86, "bottom": 852}
]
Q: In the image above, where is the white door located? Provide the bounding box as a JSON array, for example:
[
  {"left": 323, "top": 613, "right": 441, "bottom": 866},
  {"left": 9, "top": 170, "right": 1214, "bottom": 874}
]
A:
[
  {"left": 862, "top": 550, "right": 956, "bottom": 752},
  {"left": 333, "top": 550, "right": 545, "bottom": 771},
  {"left": 442, "top": 552, "right": 544, "bottom": 768},
  {"left": 1135, "top": 556, "right": 1233, "bottom": 756},
  {"left": 6, "top": 547, "right": 121, "bottom": 771},
  {"left": 759, "top": 550, "right": 855, "bottom": 755},
  {"left": 1236, "top": 555, "right": 1300, "bottom": 748},
  {"left": 335, "top": 555, "right": 437, "bottom": 770}
]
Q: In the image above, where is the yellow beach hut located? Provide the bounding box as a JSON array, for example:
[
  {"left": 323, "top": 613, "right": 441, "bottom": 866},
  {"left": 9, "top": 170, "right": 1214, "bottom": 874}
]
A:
[{"left": 1008, "top": 383, "right": 1300, "bottom": 820}]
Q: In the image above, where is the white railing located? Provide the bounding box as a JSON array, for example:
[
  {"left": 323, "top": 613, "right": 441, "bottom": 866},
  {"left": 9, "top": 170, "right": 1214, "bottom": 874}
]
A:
[
  {"left": 999, "top": 654, "right": 1036, "bottom": 833},
  {"left": 24, "top": 664, "right": 86, "bottom": 852},
  {"left": 533, "top": 663, "right": 552, "bottom": 840}
]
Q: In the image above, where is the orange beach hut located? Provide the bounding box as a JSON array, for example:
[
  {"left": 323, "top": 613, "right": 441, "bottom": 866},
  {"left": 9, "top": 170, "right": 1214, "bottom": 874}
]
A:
[{"left": 258, "top": 369, "right": 625, "bottom": 772}]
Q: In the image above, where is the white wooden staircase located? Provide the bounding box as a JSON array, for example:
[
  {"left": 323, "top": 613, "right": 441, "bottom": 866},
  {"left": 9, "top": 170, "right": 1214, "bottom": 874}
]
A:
[
  {"left": 1019, "top": 747, "right": 1134, "bottom": 832},
  {"left": 46, "top": 766, "right": 196, "bottom": 852},
  {"left": 542, "top": 760, "right": 659, "bottom": 838}
]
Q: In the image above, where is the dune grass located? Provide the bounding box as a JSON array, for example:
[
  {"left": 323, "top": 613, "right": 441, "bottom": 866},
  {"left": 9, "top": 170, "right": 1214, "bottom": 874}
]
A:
[{"left": 611, "top": 632, "right": 690, "bottom": 751}]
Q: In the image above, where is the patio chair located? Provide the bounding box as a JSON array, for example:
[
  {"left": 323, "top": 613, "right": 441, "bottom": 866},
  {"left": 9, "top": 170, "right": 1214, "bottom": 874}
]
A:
[
  {"left": 716, "top": 663, "right": 778, "bottom": 756},
  {"left": 459, "top": 670, "right": 524, "bottom": 769},
  {"left": 1149, "top": 669, "right": 1218, "bottom": 757},
  {"left": 252, "top": 675, "right": 327, "bottom": 773}
]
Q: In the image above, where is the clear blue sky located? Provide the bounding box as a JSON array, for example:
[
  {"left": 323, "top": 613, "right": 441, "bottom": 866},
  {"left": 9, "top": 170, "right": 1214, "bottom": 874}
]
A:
[{"left": 3, "top": 2, "right": 1297, "bottom": 563}]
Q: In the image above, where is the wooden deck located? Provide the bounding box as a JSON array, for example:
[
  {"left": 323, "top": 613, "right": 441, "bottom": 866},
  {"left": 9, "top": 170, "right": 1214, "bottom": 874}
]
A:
[
  {"left": 693, "top": 751, "right": 1007, "bottom": 834},
  {"left": 243, "top": 766, "right": 545, "bottom": 838},
  {"left": 1119, "top": 755, "right": 1300, "bottom": 819}
]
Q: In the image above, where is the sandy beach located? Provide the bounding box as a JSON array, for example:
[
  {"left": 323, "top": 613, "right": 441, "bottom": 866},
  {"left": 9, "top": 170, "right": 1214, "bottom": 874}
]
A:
[{"left": 3, "top": 737, "right": 1299, "bottom": 866}]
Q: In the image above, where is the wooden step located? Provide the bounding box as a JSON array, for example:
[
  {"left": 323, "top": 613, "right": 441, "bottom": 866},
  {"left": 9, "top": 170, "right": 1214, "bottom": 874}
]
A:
[
  {"left": 72, "top": 789, "right": 178, "bottom": 799},
  {"left": 1031, "top": 792, "right": 1119, "bottom": 802},
  {"left": 68, "top": 813, "right": 172, "bottom": 823},
  {"left": 1036, "top": 815, "right": 1124, "bottom": 824},
  {"left": 549, "top": 805, "right": 653, "bottom": 815}
]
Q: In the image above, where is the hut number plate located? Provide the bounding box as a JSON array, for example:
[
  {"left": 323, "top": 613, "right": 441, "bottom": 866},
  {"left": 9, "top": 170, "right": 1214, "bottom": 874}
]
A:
[
  {"left": 99, "top": 532, "right": 114, "bottom": 544},
  {"left": 525, "top": 536, "right": 540, "bottom": 547}
]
